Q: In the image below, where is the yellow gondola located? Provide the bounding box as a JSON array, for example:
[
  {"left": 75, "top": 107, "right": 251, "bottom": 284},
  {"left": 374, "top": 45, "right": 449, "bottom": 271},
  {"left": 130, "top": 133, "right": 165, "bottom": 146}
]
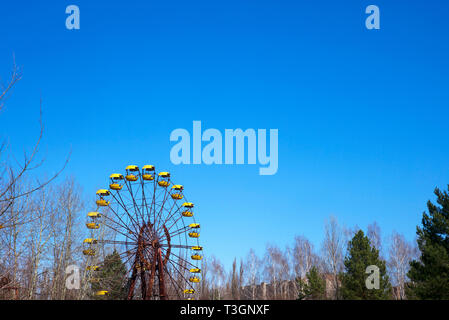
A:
[
  {"left": 86, "top": 222, "right": 100, "bottom": 229},
  {"left": 189, "top": 276, "right": 201, "bottom": 283},
  {"left": 184, "top": 289, "right": 195, "bottom": 294},
  {"left": 126, "top": 175, "right": 138, "bottom": 181},
  {"left": 158, "top": 172, "right": 170, "bottom": 187},
  {"left": 95, "top": 290, "right": 109, "bottom": 296},
  {"left": 190, "top": 242, "right": 203, "bottom": 260},
  {"left": 96, "top": 189, "right": 110, "bottom": 196},
  {"left": 86, "top": 265, "right": 100, "bottom": 271},
  {"left": 158, "top": 181, "right": 170, "bottom": 187},
  {"left": 142, "top": 174, "right": 154, "bottom": 181},
  {"left": 109, "top": 183, "right": 122, "bottom": 190},
  {"left": 188, "top": 223, "right": 200, "bottom": 238},
  {"left": 182, "top": 210, "right": 193, "bottom": 217},
  {"left": 110, "top": 173, "right": 124, "bottom": 190},
  {"left": 125, "top": 165, "right": 139, "bottom": 181},
  {"left": 189, "top": 268, "right": 201, "bottom": 273},
  {"left": 87, "top": 212, "right": 101, "bottom": 218},
  {"left": 83, "top": 249, "right": 96, "bottom": 256},
  {"left": 0, "top": 224, "right": 4, "bottom": 230},
  {"left": 171, "top": 185, "right": 184, "bottom": 200},
  {"left": 191, "top": 254, "right": 203, "bottom": 260},
  {"left": 182, "top": 202, "right": 194, "bottom": 217},
  {"left": 96, "top": 199, "right": 109, "bottom": 206},
  {"left": 191, "top": 246, "right": 203, "bottom": 260},
  {"left": 142, "top": 165, "right": 155, "bottom": 180},
  {"left": 159, "top": 172, "right": 170, "bottom": 178},
  {"left": 96, "top": 189, "right": 110, "bottom": 207},
  {"left": 83, "top": 238, "right": 98, "bottom": 244}
]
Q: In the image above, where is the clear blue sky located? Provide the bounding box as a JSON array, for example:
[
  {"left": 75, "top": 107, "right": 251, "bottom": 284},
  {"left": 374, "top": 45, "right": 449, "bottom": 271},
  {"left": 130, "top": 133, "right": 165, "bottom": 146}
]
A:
[{"left": 1, "top": 0, "right": 448, "bottom": 269}]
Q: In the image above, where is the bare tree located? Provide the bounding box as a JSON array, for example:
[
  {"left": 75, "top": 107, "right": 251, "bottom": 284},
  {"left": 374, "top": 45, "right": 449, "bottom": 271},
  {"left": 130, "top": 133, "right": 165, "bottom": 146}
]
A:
[
  {"left": 367, "top": 221, "right": 383, "bottom": 256},
  {"left": 238, "top": 260, "right": 244, "bottom": 298},
  {"left": 0, "top": 60, "right": 73, "bottom": 299},
  {"left": 25, "top": 185, "right": 55, "bottom": 299},
  {"left": 48, "top": 178, "right": 84, "bottom": 300},
  {"left": 0, "top": 177, "right": 85, "bottom": 300},
  {"left": 263, "top": 244, "right": 289, "bottom": 299},
  {"left": 207, "top": 255, "right": 226, "bottom": 300},
  {"left": 0, "top": 59, "right": 69, "bottom": 231},
  {"left": 292, "top": 235, "right": 319, "bottom": 279},
  {"left": 243, "top": 248, "right": 261, "bottom": 300},
  {"left": 388, "top": 231, "right": 416, "bottom": 300},
  {"left": 0, "top": 56, "right": 21, "bottom": 113},
  {"left": 290, "top": 235, "right": 320, "bottom": 297},
  {"left": 321, "top": 216, "right": 344, "bottom": 299},
  {"left": 229, "top": 258, "right": 241, "bottom": 299},
  {"left": 0, "top": 179, "right": 34, "bottom": 299}
]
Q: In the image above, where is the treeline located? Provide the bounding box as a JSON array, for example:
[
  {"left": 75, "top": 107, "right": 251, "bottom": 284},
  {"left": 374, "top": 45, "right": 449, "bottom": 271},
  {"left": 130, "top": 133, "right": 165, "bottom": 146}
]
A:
[
  {"left": 198, "top": 218, "right": 414, "bottom": 300},
  {"left": 198, "top": 187, "right": 449, "bottom": 300},
  {"left": 0, "top": 178, "right": 87, "bottom": 299},
  {"left": 2, "top": 180, "right": 448, "bottom": 300}
]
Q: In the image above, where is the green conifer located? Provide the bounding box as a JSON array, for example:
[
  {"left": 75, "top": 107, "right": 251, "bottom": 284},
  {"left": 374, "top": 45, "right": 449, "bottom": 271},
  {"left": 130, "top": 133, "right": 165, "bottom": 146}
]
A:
[{"left": 341, "top": 230, "right": 392, "bottom": 299}]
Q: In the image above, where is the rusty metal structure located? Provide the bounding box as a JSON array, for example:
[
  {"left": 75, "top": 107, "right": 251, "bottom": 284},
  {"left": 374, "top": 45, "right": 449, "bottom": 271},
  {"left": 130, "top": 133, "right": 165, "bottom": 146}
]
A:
[
  {"left": 0, "top": 277, "right": 19, "bottom": 300},
  {"left": 83, "top": 165, "right": 202, "bottom": 300}
]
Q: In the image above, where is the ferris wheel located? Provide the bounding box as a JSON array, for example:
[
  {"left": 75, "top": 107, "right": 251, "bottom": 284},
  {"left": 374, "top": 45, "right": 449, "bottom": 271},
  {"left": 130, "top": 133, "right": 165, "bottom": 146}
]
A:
[{"left": 82, "top": 165, "right": 203, "bottom": 300}]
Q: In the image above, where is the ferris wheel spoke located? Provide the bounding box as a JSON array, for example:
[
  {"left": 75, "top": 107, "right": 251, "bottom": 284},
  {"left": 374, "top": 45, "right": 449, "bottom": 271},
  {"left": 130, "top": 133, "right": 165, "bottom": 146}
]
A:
[
  {"left": 155, "top": 200, "right": 183, "bottom": 235},
  {"left": 110, "top": 192, "right": 142, "bottom": 235},
  {"left": 123, "top": 181, "right": 146, "bottom": 229},
  {"left": 162, "top": 249, "right": 193, "bottom": 273},
  {"left": 125, "top": 257, "right": 140, "bottom": 300},
  {"left": 122, "top": 250, "right": 139, "bottom": 272},
  {"left": 121, "top": 182, "right": 144, "bottom": 229},
  {"left": 156, "top": 203, "right": 183, "bottom": 238},
  {"left": 101, "top": 208, "right": 139, "bottom": 241},
  {"left": 162, "top": 225, "right": 189, "bottom": 240},
  {"left": 98, "top": 240, "right": 136, "bottom": 246},
  {"left": 153, "top": 177, "right": 171, "bottom": 232},
  {"left": 101, "top": 220, "right": 138, "bottom": 243},
  {"left": 139, "top": 178, "right": 150, "bottom": 223},
  {"left": 150, "top": 178, "right": 157, "bottom": 227},
  {"left": 164, "top": 211, "right": 185, "bottom": 234},
  {"left": 160, "top": 246, "right": 198, "bottom": 269},
  {"left": 164, "top": 258, "right": 190, "bottom": 283},
  {"left": 96, "top": 247, "right": 138, "bottom": 271},
  {"left": 101, "top": 207, "right": 134, "bottom": 232},
  {"left": 96, "top": 251, "right": 139, "bottom": 296},
  {"left": 163, "top": 264, "right": 186, "bottom": 299},
  {"left": 160, "top": 244, "right": 192, "bottom": 249},
  {"left": 163, "top": 256, "right": 197, "bottom": 296},
  {"left": 115, "top": 248, "right": 139, "bottom": 265}
]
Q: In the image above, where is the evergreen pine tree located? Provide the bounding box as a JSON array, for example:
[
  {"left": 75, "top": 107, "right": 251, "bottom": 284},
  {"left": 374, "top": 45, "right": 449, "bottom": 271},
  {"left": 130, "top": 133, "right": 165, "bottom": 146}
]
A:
[
  {"left": 297, "top": 266, "right": 327, "bottom": 300},
  {"left": 341, "top": 230, "right": 391, "bottom": 299},
  {"left": 407, "top": 186, "right": 449, "bottom": 299},
  {"left": 92, "top": 249, "right": 127, "bottom": 300}
]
